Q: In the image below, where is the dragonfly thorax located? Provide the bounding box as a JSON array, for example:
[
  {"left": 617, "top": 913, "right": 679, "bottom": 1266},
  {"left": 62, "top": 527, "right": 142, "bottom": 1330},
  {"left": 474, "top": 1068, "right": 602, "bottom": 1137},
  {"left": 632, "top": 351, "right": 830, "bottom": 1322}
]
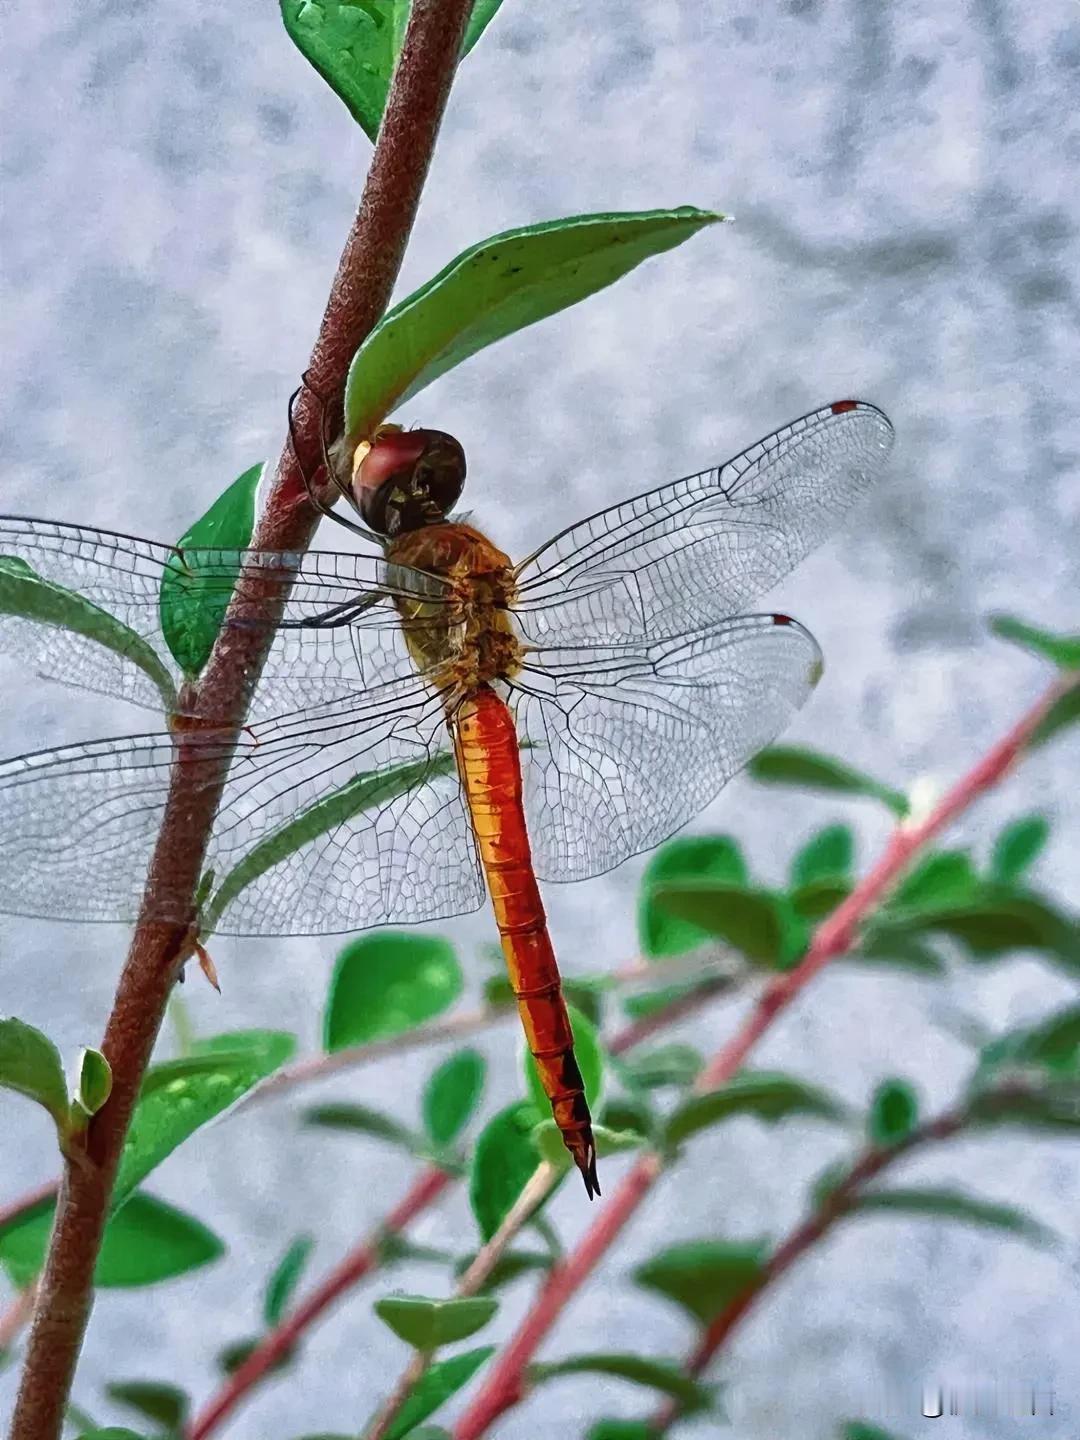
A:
[{"left": 387, "top": 521, "right": 523, "bottom": 695}]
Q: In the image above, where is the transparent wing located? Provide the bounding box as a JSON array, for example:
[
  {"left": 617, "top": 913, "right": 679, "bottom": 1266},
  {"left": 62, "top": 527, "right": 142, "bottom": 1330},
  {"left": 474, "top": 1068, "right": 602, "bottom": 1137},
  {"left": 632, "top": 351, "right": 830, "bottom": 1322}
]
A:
[
  {"left": 0, "top": 673, "right": 483, "bottom": 936},
  {"left": 512, "top": 401, "right": 894, "bottom": 647},
  {"left": 510, "top": 614, "right": 822, "bottom": 882},
  {"left": 0, "top": 517, "right": 452, "bottom": 718}
]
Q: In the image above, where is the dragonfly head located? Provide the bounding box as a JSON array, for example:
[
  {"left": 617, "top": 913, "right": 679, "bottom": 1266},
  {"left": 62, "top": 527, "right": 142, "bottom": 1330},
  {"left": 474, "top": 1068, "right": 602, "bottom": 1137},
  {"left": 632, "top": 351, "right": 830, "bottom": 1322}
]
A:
[{"left": 353, "top": 427, "right": 466, "bottom": 538}]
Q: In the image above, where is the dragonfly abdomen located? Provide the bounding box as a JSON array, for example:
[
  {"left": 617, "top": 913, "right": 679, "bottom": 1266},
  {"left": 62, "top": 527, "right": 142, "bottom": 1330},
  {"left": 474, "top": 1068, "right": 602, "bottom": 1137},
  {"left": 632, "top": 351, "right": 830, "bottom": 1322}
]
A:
[{"left": 455, "top": 685, "right": 600, "bottom": 1199}]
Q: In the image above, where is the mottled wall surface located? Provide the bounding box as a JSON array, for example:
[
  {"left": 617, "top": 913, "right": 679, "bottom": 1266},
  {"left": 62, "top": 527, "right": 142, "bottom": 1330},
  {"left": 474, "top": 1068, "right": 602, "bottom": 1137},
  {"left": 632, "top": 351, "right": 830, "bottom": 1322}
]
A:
[{"left": 1, "top": 2, "right": 1078, "bottom": 1437}]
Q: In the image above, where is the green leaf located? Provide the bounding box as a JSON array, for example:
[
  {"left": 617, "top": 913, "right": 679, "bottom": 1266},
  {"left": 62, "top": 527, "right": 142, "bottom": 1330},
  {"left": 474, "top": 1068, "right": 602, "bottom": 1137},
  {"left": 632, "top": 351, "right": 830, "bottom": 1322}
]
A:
[
  {"left": 264, "top": 1234, "right": 315, "bottom": 1328},
  {"left": 0, "top": 1016, "right": 70, "bottom": 1133},
  {"left": 524, "top": 1004, "right": 604, "bottom": 1119},
  {"left": 849, "top": 932, "right": 946, "bottom": 976},
  {"left": 469, "top": 1100, "right": 545, "bottom": 1241},
  {"left": 840, "top": 1424, "right": 905, "bottom": 1440},
  {"left": 204, "top": 754, "right": 457, "bottom": 935},
  {"left": 1028, "top": 681, "right": 1080, "bottom": 750},
  {"left": 423, "top": 1049, "right": 486, "bottom": 1149},
  {"left": 323, "top": 932, "right": 462, "bottom": 1053},
  {"left": 217, "top": 1335, "right": 294, "bottom": 1376},
  {"left": 0, "top": 1191, "right": 224, "bottom": 1289},
  {"left": 635, "top": 1240, "right": 767, "bottom": 1325},
  {"left": 281, "top": 0, "right": 505, "bottom": 143},
  {"left": 664, "top": 1071, "right": 845, "bottom": 1151},
  {"left": 158, "top": 462, "right": 262, "bottom": 678},
  {"left": 615, "top": 1043, "right": 703, "bottom": 1091},
  {"left": 967, "top": 1007, "right": 1080, "bottom": 1130},
  {"left": 77, "top": 1431, "right": 148, "bottom": 1439},
  {"left": 530, "top": 1353, "right": 712, "bottom": 1415},
  {"left": 790, "top": 876, "right": 852, "bottom": 922},
  {"left": 791, "top": 824, "right": 855, "bottom": 887},
  {"left": 638, "top": 835, "right": 748, "bottom": 959},
  {"left": 748, "top": 745, "right": 908, "bottom": 816},
  {"left": 0, "top": 555, "right": 176, "bottom": 711},
  {"left": 74, "top": 1047, "right": 112, "bottom": 1118},
  {"left": 848, "top": 1187, "right": 1053, "bottom": 1245},
  {"left": 650, "top": 883, "right": 788, "bottom": 967},
  {"left": 304, "top": 1102, "right": 423, "bottom": 1154},
  {"left": 374, "top": 1294, "right": 498, "bottom": 1350},
  {"left": 989, "top": 613, "right": 1080, "bottom": 670},
  {"left": 105, "top": 1381, "right": 188, "bottom": 1432},
  {"left": 889, "top": 851, "right": 979, "bottom": 913},
  {"left": 561, "top": 977, "right": 606, "bottom": 1029},
  {"left": 990, "top": 814, "right": 1050, "bottom": 883},
  {"left": 621, "top": 977, "right": 717, "bottom": 1021},
  {"left": 532, "top": 1121, "right": 644, "bottom": 1168},
  {"left": 882, "top": 894, "right": 1080, "bottom": 973},
  {"left": 587, "top": 1425, "right": 656, "bottom": 1440},
  {"left": 115, "top": 1030, "right": 295, "bottom": 1202},
  {"left": 381, "top": 1347, "right": 495, "bottom": 1440},
  {"left": 345, "top": 208, "right": 721, "bottom": 441},
  {"left": 867, "top": 1079, "right": 919, "bottom": 1146}
]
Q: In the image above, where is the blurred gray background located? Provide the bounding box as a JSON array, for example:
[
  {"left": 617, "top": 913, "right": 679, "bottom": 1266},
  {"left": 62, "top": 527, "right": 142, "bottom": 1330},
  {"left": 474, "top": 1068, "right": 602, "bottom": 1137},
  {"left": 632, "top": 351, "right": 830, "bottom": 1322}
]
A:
[{"left": 2, "top": 1, "right": 1079, "bottom": 1436}]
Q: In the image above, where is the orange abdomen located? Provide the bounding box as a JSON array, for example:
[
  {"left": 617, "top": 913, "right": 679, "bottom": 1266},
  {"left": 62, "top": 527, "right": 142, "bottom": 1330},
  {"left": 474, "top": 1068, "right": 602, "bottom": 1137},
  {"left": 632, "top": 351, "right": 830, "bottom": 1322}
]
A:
[{"left": 454, "top": 685, "right": 599, "bottom": 1197}]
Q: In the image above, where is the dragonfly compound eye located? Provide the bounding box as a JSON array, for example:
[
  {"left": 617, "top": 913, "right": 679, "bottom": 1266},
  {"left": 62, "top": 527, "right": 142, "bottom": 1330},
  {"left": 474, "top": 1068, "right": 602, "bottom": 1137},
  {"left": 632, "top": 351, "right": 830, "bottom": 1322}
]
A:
[{"left": 354, "top": 428, "right": 466, "bottom": 536}]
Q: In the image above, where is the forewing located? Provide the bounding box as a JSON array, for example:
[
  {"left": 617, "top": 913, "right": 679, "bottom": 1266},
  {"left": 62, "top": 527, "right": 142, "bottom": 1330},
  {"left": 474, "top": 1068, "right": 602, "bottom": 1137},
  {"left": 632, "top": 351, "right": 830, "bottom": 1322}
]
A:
[
  {"left": 0, "top": 517, "right": 450, "bottom": 717},
  {"left": 511, "top": 615, "right": 822, "bottom": 882},
  {"left": 0, "top": 674, "right": 483, "bottom": 935},
  {"left": 512, "top": 401, "right": 893, "bottom": 646}
]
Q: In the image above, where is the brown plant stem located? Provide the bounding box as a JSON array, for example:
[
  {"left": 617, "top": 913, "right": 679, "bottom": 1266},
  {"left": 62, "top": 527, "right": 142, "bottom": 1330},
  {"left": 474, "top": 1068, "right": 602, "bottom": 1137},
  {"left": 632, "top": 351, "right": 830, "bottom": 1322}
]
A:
[
  {"left": 451, "top": 675, "right": 1071, "bottom": 1439},
  {"left": 650, "top": 1110, "right": 968, "bottom": 1433},
  {"left": 186, "top": 1165, "right": 452, "bottom": 1440},
  {"left": 7, "top": 5, "right": 473, "bottom": 1436}
]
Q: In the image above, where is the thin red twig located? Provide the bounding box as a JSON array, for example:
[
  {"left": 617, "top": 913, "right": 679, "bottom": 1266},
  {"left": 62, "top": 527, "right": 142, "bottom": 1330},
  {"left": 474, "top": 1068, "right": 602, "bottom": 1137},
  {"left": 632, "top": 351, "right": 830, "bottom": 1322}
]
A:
[
  {"left": 186, "top": 1166, "right": 452, "bottom": 1440},
  {"left": 451, "top": 675, "right": 1072, "bottom": 1438}
]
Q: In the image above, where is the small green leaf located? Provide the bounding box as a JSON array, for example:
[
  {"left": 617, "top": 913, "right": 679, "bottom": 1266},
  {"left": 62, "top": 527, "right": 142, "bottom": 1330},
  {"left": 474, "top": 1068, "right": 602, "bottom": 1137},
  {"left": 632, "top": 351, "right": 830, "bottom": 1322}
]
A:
[
  {"left": 105, "top": 1381, "right": 188, "bottom": 1432},
  {"left": 281, "top": 0, "right": 505, "bottom": 143},
  {"left": 0, "top": 1016, "right": 70, "bottom": 1134},
  {"left": 561, "top": 976, "right": 606, "bottom": 1028},
  {"left": 638, "top": 835, "right": 749, "bottom": 958},
  {"left": 889, "top": 851, "right": 979, "bottom": 913},
  {"left": 621, "top": 977, "right": 717, "bottom": 1021},
  {"left": 204, "top": 754, "right": 457, "bottom": 935},
  {"left": 848, "top": 1187, "right": 1053, "bottom": 1245},
  {"left": 264, "top": 1234, "right": 315, "bottom": 1328},
  {"left": 77, "top": 1431, "right": 148, "bottom": 1439},
  {"left": 115, "top": 1030, "right": 295, "bottom": 1203},
  {"left": 304, "top": 1102, "right": 423, "bottom": 1154},
  {"left": 748, "top": 745, "right": 908, "bottom": 816},
  {"left": 0, "top": 1191, "right": 224, "bottom": 1289},
  {"left": 530, "top": 1353, "right": 712, "bottom": 1415},
  {"left": 990, "top": 815, "right": 1050, "bottom": 883},
  {"left": 524, "top": 1004, "right": 604, "bottom": 1119},
  {"left": 74, "top": 1047, "right": 112, "bottom": 1118},
  {"left": 587, "top": 1424, "right": 656, "bottom": 1440},
  {"left": 635, "top": 1240, "right": 767, "bottom": 1325},
  {"left": 650, "top": 883, "right": 787, "bottom": 967},
  {"left": 1028, "top": 681, "right": 1080, "bottom": 750},
  {"left": 967, "top": 1007, "right": 1080, "bottom": 1130},
  {"left": 345, "top": 209, "right": 721, "bottom": 441},
  {"left": 848, "top": 932, "right": 946, "bottom": 976},
  {"left": 664, "top": 1071, "right": 845, "bottom": 1150},
  {"left": 323, "top": 932, "right": 462, "bottom": 1053},
  {"left": 0, "top": 555, "right": 176, "bottom": 711},
  {"left": 867, "top": 1079, "right": 919, "bottom": 1146},
  {"left": 217, "top": 1335, "right": 293, "bottom": 1376},
  {"left": 158, "top": 462, "right": 262, "bottom": 678},
  {"left": 374, "top": 1294, "right": 498, "bottom": 1350},
  {"left": 469, "top": 1101, "right": 545, "bottom": 1241},
  {"left": 532, "top": 1121, "right": 644, "bottom": 1167},
  {"left": 791, "top": 824, "right": 855, "bottom": 887},
  {"left": 599, "top": 1093, "right": 656, "bottom": 1140},
  {"left": 840, "top": 1424, "right": 905, "bottom": 1440},
  {"left": 381, "top": 1347, "right": 495, "bottom": 1440},
  {"left": 989, "top": 614, "right": 1080, "bottom": 670},
  {"left": 615, "top": 1043, "right": 704, "bottom": 1091},
  {"left": 422, "top": 1049, "right": 486, "bottom": 1148},
  {"left": 790, "top": 876, "right": 852, "bottom": 922},
  {"left": 883, "top": 894, "right": 1080, "bottom": 973}
]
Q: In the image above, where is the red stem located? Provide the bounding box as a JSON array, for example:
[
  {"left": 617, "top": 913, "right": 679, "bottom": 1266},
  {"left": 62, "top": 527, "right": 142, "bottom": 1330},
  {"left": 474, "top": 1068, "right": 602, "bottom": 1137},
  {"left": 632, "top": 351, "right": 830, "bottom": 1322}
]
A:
[
  {"left": 186, "top": 1166, "right": 451, "bottom": 1440},
  {"left": 452, "top": 676, "right": 1071, "bottom": 1438}
]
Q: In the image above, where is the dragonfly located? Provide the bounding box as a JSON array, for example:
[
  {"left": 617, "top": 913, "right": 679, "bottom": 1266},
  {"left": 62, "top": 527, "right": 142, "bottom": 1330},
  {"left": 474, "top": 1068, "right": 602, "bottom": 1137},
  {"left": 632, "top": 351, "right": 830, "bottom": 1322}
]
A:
[{"left": 0, "top": 399, "right": 893, "bottom": 1196}]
